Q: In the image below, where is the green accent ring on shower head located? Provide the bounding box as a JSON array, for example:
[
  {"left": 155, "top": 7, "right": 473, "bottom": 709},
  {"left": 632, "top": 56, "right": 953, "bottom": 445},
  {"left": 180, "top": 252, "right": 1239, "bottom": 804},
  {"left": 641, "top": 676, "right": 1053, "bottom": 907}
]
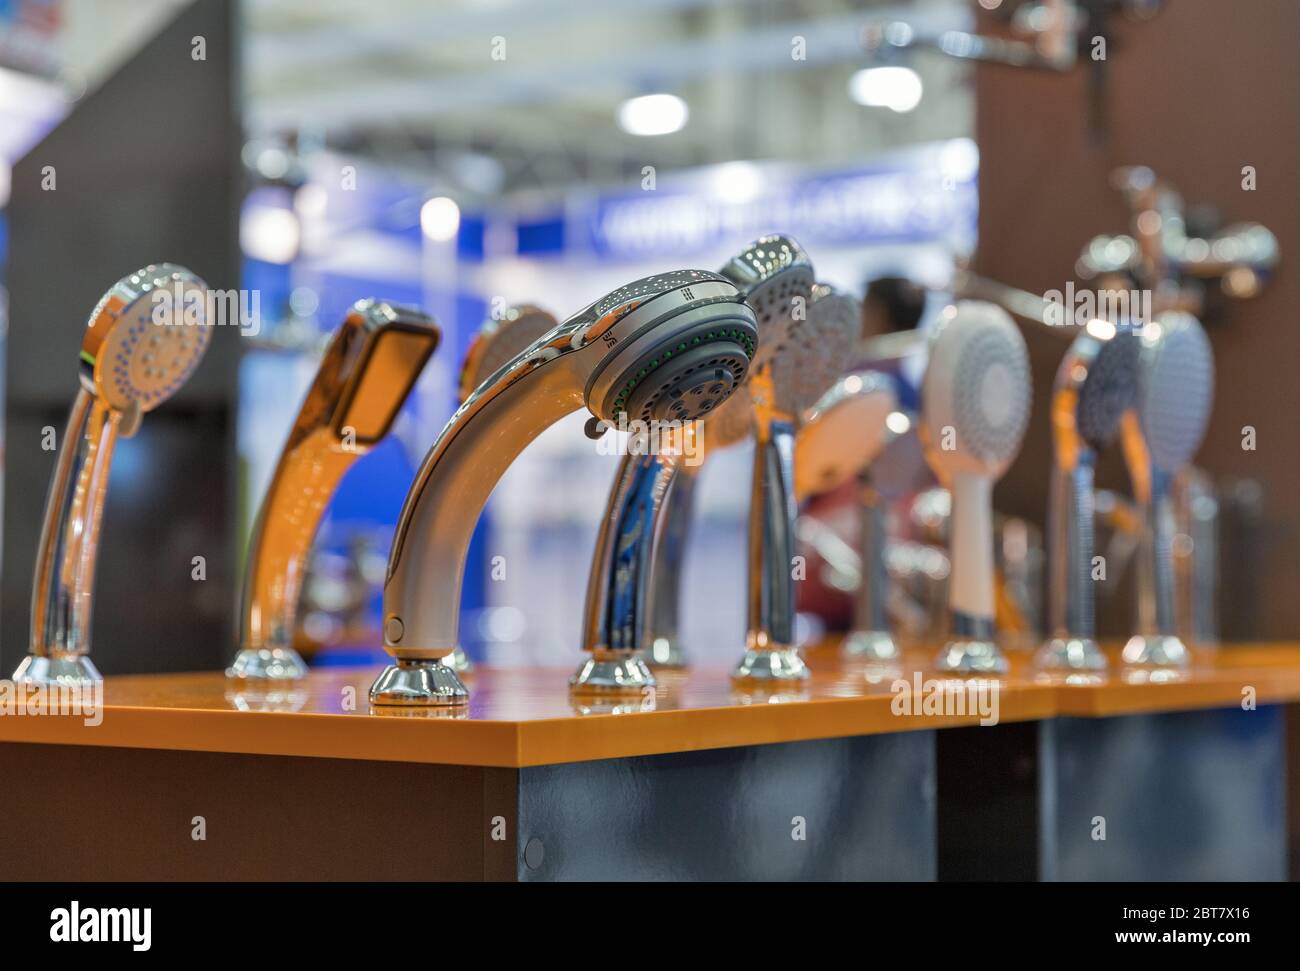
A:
[{"left": 610, "top": 329, "right": 755, "bottom": 421}]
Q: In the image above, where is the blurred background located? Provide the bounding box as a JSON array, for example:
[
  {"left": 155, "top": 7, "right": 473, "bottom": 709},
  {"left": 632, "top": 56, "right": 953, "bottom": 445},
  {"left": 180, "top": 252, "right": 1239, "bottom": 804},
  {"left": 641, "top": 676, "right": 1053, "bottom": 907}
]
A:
[{"left": 0, "top": 0, "right": 1293, "bottom": 675}]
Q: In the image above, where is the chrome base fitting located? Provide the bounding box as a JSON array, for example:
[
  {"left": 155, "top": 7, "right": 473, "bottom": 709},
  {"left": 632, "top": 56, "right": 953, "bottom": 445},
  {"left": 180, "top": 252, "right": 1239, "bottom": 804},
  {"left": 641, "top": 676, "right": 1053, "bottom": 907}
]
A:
[
  {"left": 934, "top": 639, "right": 1008, "bottom": 674},
  {"left": 1121, "top": 633, "right": 1190, "bottom": 667},
  {"left": 369, "top": 657, "right": 469, "bottom": 706},
  {"left": 569, "top": 650, "right": 656, "bottom": 695},
  {"left": 842, "top": 629, "right": 899, "bottom": 662},
  {"left": 226, "top": 646, "right": 309, "bottom": 681},
  {"left": 1035, "top": 636, "right": 1107, "bottom": 672},
  {"left": 644, "top": 637, "right": 688, "bottom": 669},
  {"left": 11, "top": 653, "right": 102, "bottom": 685},
  {"left": 446, "top": 644, "right": 474, "bottom": 673},
  {"left": 731, "top": 646, "right": 809, "bottom": 682}
]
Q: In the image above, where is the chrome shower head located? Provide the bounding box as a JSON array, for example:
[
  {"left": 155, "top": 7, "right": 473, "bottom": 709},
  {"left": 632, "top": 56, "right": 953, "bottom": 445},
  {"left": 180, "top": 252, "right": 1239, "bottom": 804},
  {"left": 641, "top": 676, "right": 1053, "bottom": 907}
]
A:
[
  {"left": 229, "top": 300, "right": 440, "bottom": 682},
  {"left": 1122, "top": 311, "right": 1214, "bottom": 668},
  {"left": 81, "top": 263, "right": 211, "bottom": 418},
  {"left": 377, "top": 269, "right": 758, "bottom": 705},
  {"left": 16, "top": 264, "right": 212, "bottom": 686},
  {"left": 920, "top": 300, "right": 1032, "bottom": 673},
  {"left": 734, "top": 279, "right": 866, "bottom": 685},
  {"left": 577, "top": 238, "right": 812, "bottom": 689},
  {"left": 795, "top": 370, "right": 898, "bottom": 500},
  {"left": 459, "top": 304, "right": 558, "bottom": 402},
  {"left": 1038, "top": 319, "right": 1139, "bottom": 672},
  {"left": 719, "top": 234, "right": 814, "bottom": 359}
]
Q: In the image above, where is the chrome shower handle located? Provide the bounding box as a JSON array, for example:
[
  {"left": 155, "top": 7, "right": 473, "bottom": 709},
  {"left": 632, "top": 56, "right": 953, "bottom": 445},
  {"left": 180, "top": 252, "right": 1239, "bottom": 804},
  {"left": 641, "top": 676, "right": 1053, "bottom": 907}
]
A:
[
  {"left": 643, "top": 463, "right": 700, "bottom": 665},
  {"left": 853, "top": 483, "right": 891, "bottom": 636},
  {"left": 1047, "top": 457, "right": 1099, "bottom": 639},
  {"left": 581, "top": 449, "right": 681, "bottom": 655},
  {"left": 747, "top": 418, "right": 798, "bottom": 650},
  {"left": 30, "top": 390, "right": 121, "bottom": 661},
  {"left": 1147, "top": 476, "right": 1179, "bottom": 637}
]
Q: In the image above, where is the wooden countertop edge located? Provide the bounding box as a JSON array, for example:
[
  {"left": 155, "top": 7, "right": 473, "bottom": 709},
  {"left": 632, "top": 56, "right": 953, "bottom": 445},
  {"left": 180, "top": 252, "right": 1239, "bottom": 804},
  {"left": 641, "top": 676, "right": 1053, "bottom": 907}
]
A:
[
  {"left": 0, "top": 688, "right": 1057, "bottom": 769},
  {"left": 2, "top": 651, "right": 1299, "bottom": 767},
  {"left": 512, "top": 690, "right": 1057, "bottom": 766}
]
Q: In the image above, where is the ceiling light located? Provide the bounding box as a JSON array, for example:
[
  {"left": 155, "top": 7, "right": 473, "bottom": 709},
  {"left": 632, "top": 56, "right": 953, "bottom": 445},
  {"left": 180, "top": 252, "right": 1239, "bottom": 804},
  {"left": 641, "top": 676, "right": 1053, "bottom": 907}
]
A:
[
  {"left": 617, "top": 93, "right": 689, "bottom": 137},
  {"left": 240, "top": 206, "right": 300, "bottom": 264},
  {"left": 849, "top": 66, "right": 923, "bottom": 113},
  {"left": 420, "top": 196, "right": 461, "bottom": 242}
]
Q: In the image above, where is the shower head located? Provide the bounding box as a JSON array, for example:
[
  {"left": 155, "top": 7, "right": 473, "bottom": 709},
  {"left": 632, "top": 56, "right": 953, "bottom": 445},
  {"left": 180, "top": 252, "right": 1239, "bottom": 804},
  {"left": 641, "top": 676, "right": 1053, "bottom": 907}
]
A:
[
  {"left": 763, "top": 283, "right": 860, "bottom": 419},
  {"left": 377, "top": 269, "right": 758, "bottom": 704},
  {"left": 81, "top": 263, "right": 211, "bottom": 423},
  {"left": 1053, "top": 319, "right": 1140, "bottom": 457},
  {"left": 229, "top": 300, "right": 440, "bottom": 681},
  {"left": 692, "top": 235, "right": 817, "bottom": 453},
  {"left": 1038, "top": 319, "right": 1139, "bottom": 672},
  {"left": 578, "top": 238, "right": 813, "bottom": 687},
  {"left": 868, "top": 412, "right": 930, "bottom": 501},
  {"left": 1136, "top": 312, "right": 1214, "bottom": 476},
  {"left": 734, "top": 280, "right": 863, "bottom": 684},
  {"left": 459, "top": 304, "right": 558, "bottom": 402},
  {"left": 920, "top": 301, "right": 1031, "bottom": 673},
  {"left": 921, "top": 301, "right": 1032, "bottom": 482},
  {"left": 719, "top": 234, "right": 814, "bottom": 359},
  {"left": 795, "top": 370, "right": 898, "bottom": 500},
  {"left": 1122, "top": 311, "right": 1214, "bottom": 668},
  {"left": 16, "top": 264, "right": 212, "bottom": 686}
]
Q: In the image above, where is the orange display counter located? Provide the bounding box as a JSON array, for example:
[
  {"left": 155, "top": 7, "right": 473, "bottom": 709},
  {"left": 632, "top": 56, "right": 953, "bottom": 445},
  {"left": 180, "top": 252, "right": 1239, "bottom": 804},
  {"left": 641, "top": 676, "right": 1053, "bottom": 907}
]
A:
[{"left": 0, "top": 643, "right": 1295, "bottom": 880}]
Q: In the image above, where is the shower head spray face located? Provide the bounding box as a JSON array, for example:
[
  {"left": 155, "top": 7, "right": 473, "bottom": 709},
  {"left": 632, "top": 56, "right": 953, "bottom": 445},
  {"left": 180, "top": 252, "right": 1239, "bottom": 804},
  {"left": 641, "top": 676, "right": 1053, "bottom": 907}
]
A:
[
  {"left": 1072, "top": 323, "right": 1140, "bottom": 453},
  {"left": 378, "top": 269, "right": 757, "bottom": 705},
  {"left": 921, "top": 301, "right": 1033, "bottom": 482},
  {"left": 229, "top": 300, "right": 440, "bottom": 682},
  {"left": 795, "top": 370, "right": 898, "bottom": 500},
  {"left": 17, "top": 264, "right": 212, "bottom": 686},
  {"left": 1122, "top": 311, "right": 1214, "bottom": 668},
  {"left": 920, "top": 301, "right": 1032, "bottom": 673},
  {"left": 583, "top": 271, "right": 757, "bottom": 425},
  {"left": 1136, "top": 312, "right": 1214, "bottom": 475},
  {"left": 459, "top": 305, "right": 559, "bottom": 402},
  {"left": 761, "top": 283, "right": 860, "bottom": 419},
  {"left": 81, "top": 263, "right": 211, "bottom": 423}
]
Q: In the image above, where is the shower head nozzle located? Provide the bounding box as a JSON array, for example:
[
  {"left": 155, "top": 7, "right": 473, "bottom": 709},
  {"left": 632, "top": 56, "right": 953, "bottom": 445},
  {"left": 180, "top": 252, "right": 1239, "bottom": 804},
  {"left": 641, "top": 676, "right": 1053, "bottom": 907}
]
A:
[
  {"left": 1137, "top": 312, "right": 1214, "bottom": 473},
  {"left": 82, "top": 263, "right": 211, "bottom": 416},
  {"left": 579, "top": 269, "right": 758, "bottom": 424},
  {"left": 1072, "top": 323, "right": 1140, "bottom": 452},
  {"left": 921, "top": 300, "right": 1032, "bottom": 480}
]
